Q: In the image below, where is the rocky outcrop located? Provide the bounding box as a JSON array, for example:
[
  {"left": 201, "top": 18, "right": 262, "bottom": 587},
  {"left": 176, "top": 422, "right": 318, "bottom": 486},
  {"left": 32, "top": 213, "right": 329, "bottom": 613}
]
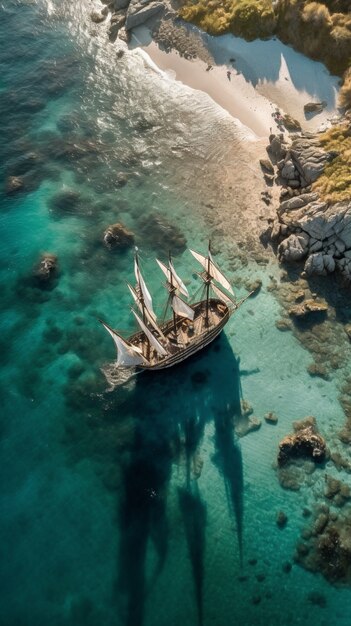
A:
[
  {"left": 100, "top": 0, "right": 167, "bottom": 41},
  {"left": 278, "top": 416, "right": 326, "bottom": 467},
  {"left": 33, "top": 253, "right": 58, "bottom": 284},
  {"left": 103, "top": 223, "right": 135, "bottom": 249},
  {"left": 288, "top": 298, "right": 328, "bottom": 319},
  {"left": 278, "top": 232, "right": 309, "bottom": 262},
  {"left": 295, "top": 504, "right": 351, "bottom": 584},
  {"left": 266, "top": 133, "right": 351, "bottom": 280},
  {"left": 276, "top": 195, "right": 351, "bottom": 278},
  {"left": 125, "top": 0, "right": 165, "bottom": 31}
]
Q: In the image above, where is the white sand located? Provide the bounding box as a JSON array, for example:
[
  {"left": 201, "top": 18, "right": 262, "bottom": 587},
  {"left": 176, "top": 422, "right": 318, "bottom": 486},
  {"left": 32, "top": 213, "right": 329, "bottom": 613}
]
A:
[{"left": 131, "top": 25, "right": 340, "bottom": 139}]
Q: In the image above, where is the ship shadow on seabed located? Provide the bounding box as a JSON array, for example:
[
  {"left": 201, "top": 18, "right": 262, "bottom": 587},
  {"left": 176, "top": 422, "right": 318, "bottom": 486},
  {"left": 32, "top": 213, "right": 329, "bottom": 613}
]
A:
[{"left": 114, "top": 333, "right": 244, "bottom": 626}]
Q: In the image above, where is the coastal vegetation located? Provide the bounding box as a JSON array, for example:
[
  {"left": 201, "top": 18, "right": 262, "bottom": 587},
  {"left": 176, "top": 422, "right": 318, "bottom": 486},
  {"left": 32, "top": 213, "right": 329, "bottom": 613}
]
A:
[
  {"left": 178, "top": 0, "right": 276, "bottom": 40},
  {"left": 313, "top": 123, "right": 351, "bottom": 202},
  {"left": 178, "top": 0, "right": 351, "bottom": 100}
]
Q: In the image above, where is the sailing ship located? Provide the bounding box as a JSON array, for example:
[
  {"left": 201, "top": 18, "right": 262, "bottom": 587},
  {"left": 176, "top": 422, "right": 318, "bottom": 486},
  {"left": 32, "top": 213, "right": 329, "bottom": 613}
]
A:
[{"left": 100, "top": 245, "right": 244, "bottom": 371}]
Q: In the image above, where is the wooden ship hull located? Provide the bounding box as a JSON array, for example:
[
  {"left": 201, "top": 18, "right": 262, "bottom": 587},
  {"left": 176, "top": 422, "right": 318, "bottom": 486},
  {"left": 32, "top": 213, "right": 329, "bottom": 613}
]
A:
[
  {"left": 129, "top": 299, "right": 230, "bottom": 371},
  {"left": 100, "top": 246, "right": 242, "bottom": 374}
]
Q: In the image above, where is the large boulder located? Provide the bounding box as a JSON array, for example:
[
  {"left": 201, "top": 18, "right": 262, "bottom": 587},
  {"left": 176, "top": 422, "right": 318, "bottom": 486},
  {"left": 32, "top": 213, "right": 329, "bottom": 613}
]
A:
[
  {"left": 125, "top": 0, "right": 164, "bottom": 30},
  {"left": 278, "top": 232, "right": 309, "bottom": 262},
  {"left": 278, "top": 416, "right": 326, "bottom": 467},
  {"left": 103, "top": 223, "right": 135, "bottom": 249},
  {"left": 304, "top": 252, "right": 326, "bottom": 275},
  {"left": 281, "top": 159, "right": 297, "bottom": 181},
  {"left": 304, "top": 102, "right": 326, "bottom": 115},
  {"left": 267, "top": 134, "right": 287, "bottom": 162}
]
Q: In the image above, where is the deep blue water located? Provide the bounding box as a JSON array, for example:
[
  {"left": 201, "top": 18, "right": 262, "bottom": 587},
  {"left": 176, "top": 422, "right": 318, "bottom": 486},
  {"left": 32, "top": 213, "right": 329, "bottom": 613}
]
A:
[{"left": 1, "top": 1, "right": 351, "bottom": 625}]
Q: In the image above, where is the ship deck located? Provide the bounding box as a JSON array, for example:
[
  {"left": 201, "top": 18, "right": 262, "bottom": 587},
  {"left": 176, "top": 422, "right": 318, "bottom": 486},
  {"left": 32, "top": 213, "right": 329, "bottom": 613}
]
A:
[{"left": 129, "top": 298, "right": 232, "bottom": 369}]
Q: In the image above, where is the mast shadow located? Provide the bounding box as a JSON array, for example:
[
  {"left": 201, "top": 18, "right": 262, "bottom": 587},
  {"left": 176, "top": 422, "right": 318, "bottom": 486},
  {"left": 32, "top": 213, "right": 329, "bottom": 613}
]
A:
[
  {"left": 178, "top": 484, "right": 207, "bottom": 626},
  {"left": 209, "top": 337, "right": 244, "bottom": 568},
  {"left": 113, "top": 333, "right": 243, "bottom": 625}
]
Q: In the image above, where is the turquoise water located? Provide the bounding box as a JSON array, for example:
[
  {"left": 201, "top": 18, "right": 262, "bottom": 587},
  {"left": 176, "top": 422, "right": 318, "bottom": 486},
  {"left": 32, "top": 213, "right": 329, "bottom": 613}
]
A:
[{"left": 1, "top": 1, "right": 351, "bottom": 625}]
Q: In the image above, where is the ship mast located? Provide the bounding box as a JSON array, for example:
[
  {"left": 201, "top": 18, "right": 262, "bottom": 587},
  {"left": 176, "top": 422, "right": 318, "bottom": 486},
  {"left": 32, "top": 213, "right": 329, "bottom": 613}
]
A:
[
  {"left": 205, "top": 241, "right": 211, "bottom": 326},
  {"left": 134, "top": 251, "right": 146, "bottom": 323},
  {"left": 169, "top": 251, "right": 177, "bottom": 337},
  {"left": 156, "top": 255, "right": 194, "bottom": 338},
  {"left": 189, "top": 244, "right": 235, "bottom": 321}
]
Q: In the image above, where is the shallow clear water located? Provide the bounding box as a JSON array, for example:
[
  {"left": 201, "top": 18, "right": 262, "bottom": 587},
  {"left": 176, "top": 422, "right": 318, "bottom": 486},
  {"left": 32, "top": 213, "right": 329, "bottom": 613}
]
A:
[{"left": 1, "top": 2, "right": 351, "bottom": 625}]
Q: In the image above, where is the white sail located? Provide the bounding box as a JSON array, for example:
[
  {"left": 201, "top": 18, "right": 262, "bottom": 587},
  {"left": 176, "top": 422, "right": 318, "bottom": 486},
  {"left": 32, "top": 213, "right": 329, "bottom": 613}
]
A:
[
  {"left": 156, "top": 259, "right": 189, "bottom": 298},
  {"left": 128, "top": 284, "right": 168, "bottom": 342},
  {"left": 171, "top": 294, "right": 195, "bottom": 321},
  {"left": 211, "top": 282, "right": 235, "bottom": 306},
  {"left": 169, "top": 260, "right": 189, "bottom": 298},
  {"left": 132, "top": 310, "right": 168, "bottom": 357},
  {"left": 189, "top": 248, "right": 208, "bottom": 270},
  {"left": 101, "top": 321, "right": 147, "bottom": 367},
  {"left": 134, "top": 257, "right": 156, "bottom": 322},
  {"left": 156, "top": 258, "right": 171, "bottom": 283},
  {"left": 208, "top": 251, "right": 234, "bottom": 295},
  {"left": 189, "top": 248, "right": 234, "bottom": 295}
]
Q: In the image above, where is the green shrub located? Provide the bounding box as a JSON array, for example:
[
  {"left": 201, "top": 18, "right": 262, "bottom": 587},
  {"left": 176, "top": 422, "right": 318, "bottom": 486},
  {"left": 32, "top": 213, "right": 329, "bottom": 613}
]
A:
[
  {"left": 339, "top": 68, "right": 351, "bottom": 110},
  {"left": 301, "top": 2, "right": 332, "bottom": 27},
  {"left": 179, "top": 0, "right": 276, "bottom": 39},
  {"left": 313, "top": 125, "right": 351, "bottom": 202}
]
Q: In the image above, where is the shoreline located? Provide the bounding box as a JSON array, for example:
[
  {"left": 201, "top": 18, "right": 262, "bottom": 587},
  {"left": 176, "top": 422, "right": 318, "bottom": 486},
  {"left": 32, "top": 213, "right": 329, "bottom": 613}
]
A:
[{"left": 130, "top": 22, "right": 340, "bottom": 140}]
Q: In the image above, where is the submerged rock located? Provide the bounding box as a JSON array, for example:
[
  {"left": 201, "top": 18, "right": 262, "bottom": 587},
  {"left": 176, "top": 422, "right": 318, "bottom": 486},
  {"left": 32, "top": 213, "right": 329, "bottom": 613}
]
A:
[
  {"left": 278, "top": 416, "right": 326, "bottom": 467},
  {"left": 275, "top": 318, "right": 292, "bottom": 332},
  {"left": 307, "top": 591, "right": 327, "bottom": 607},
  {"left": 138, "top": 212, "right": 186, "bottom": 254},
  {"left": 49, "top": 189, "right": 81, "bottom": 214},
  {"left": 307, "top": 362, "right": 329, "bottom": 380},
  {"left": 276, "top": 510, "right": 288, "bottom": 528},
  {"left": 103, "top": 223, "right": 135, "bottom": 250},
  {"left": 235, "top": 415, "right": 261, "bottom": 438},
  {"left": 295, "top": 505, "right": 351, "bottom": 585},
  {"left": 33, "top": 253, "right": 58, "bottom": 285},
  {"left": 5, "top": 176, "right": 24, "bottom": 194},
  {"left": 264, "top": 411, "right": 278, "bottom": 424},
  {"left": 288, "top": 299, "right": 328, "bottom": 319}
]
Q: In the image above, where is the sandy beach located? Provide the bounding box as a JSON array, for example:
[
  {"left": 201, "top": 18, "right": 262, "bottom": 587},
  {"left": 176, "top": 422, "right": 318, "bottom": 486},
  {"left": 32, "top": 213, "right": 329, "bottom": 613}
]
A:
[{"left": 131, "top": 23, "right": 340, "bottom": 139}]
